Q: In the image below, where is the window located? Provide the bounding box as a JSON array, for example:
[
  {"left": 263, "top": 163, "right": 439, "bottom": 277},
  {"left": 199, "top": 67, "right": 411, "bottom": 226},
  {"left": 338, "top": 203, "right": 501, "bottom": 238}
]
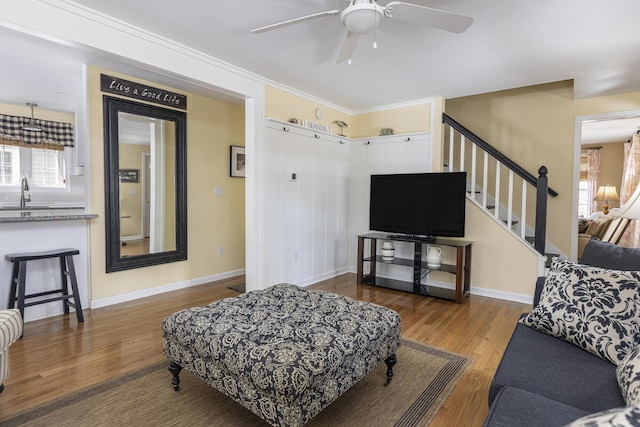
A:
[
  {"left": 0, "top": 144, "right": 66, "bottom": 189},
  {"left": 578, "top": 180, "right": 590, "bottom": 217},
  {"left": 0, "top": 145, "right": 20, "bottom": 185},
  {"left": 578, "top": 152, "right": 590, "bottom": 217}
]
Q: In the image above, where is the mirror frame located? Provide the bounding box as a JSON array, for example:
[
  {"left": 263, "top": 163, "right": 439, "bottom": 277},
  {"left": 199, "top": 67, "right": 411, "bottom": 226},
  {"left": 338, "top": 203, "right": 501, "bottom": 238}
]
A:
[{"left": 103, "top": 95, "right": 187, "bottom": 272}]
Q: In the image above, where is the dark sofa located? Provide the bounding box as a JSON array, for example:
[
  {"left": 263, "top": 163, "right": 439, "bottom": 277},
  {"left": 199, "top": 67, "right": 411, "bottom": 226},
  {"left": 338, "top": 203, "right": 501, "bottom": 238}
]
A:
[{"left": 483, "top": 239, "right": 640, "bottom": 427}]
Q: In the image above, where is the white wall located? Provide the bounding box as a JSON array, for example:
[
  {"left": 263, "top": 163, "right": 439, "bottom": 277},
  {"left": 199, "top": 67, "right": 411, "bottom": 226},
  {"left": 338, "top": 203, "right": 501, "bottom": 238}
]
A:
[
  {"left": 263, "top": 120, "right": 350, "bottom": 286},
  {"left": 0, "top": 220, "right": 90, "bottom": 322},
  {"left": 348, "top": 133, "right": 433, "bottom": 273}
]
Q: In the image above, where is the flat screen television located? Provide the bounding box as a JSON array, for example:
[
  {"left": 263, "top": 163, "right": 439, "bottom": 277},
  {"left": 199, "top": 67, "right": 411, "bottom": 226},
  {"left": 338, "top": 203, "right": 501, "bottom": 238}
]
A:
[{"left": 369, "top": 172, "right": 467, "bottom": 238}]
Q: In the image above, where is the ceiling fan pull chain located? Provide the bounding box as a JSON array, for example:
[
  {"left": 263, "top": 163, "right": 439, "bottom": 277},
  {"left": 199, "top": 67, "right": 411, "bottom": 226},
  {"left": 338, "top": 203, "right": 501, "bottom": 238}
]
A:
[{"left": 372, "top": 7, "right": 378, "bottom": 48}]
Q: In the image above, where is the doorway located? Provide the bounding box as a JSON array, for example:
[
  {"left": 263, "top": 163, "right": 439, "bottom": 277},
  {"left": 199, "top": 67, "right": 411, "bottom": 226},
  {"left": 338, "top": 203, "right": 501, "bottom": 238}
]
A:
[{"left": 572, "top": 110, "right": 640, "bottom": 259}]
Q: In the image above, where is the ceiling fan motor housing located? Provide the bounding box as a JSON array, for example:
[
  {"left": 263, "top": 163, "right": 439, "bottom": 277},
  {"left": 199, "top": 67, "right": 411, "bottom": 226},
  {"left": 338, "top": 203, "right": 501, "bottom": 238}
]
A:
[{"left": 341, "top": 1, "right": 384, "bottom": 34}]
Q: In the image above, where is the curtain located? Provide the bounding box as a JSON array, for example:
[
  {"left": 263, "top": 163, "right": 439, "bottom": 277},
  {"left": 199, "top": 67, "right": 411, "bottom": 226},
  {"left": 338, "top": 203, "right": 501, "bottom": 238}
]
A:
[
  {"left": 619, "top": 133, "right": 640, "bottom": 247},
  {"left": 0, "top": 114, "right": 74, "bottom": 148},
  {"left": 586, "top": 148, "right": 601, "bottom": 216}
]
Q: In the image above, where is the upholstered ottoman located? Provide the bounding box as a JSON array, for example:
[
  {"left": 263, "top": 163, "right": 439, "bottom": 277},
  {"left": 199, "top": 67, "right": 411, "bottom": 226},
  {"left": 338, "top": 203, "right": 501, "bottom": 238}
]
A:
[{"left": 162, "top": 284, "right": 401, "bottom": 427}]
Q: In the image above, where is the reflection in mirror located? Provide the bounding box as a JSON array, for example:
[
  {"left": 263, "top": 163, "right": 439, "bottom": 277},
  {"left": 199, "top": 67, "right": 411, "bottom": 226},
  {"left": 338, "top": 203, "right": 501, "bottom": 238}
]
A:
[
  {"left": 104, "top": 96, "right": 186, "bottom": 272},
  {"left": 118, "top": 113, "right": 176, "bottom": 255}
]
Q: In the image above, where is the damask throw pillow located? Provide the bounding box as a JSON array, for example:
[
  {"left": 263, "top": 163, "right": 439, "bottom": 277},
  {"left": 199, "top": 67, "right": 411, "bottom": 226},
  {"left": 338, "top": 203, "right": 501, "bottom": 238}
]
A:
[
  {"left": 519, "top": 259, "right": 640, "bottom": 365},
  {"left": 617, "top": 345, "right": 640, "bottom": 405},
  {"left": 564, "top": 405, "right": 640, "bottom": 427}
]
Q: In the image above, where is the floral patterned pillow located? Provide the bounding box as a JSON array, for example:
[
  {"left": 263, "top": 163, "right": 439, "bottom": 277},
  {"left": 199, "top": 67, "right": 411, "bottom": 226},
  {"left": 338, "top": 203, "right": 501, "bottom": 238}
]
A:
[
  {"left": 564, "top": 405, "right": 640, "bottom": 427},
  {"left": 617, "top": 345, "right": 640, "bottom": 405},
  {"left": 520, "top": 259, "right": 640, "bottom": 365}
]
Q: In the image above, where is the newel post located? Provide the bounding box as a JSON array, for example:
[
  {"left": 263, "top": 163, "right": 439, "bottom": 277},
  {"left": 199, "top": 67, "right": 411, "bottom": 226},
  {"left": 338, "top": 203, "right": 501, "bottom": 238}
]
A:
[{"left": 534, "top": 166, "right": 548, "bottom": 255}]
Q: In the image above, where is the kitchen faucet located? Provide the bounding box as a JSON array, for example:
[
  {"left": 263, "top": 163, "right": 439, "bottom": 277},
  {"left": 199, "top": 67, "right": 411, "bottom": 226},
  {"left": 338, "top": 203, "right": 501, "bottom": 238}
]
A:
[{"left": 20, "top": 176, "right": 31, "bottom": 208}]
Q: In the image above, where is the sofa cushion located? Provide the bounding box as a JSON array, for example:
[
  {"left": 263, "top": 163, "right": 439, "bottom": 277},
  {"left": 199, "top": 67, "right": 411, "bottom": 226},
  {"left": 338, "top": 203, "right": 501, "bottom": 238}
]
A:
[
  {"left": 490, "top": 321, "right": 624, "bottom": 413},
  {"left": 583, "top": 215, "right": 612, "bottom": 239},
  {"left": 483, "top": 387, "right": 588, "bottom": 427},
  {"left": 617, "top": 345, "right": 640, "bottom": 405},
  {"left": 579, "top": 239, "right": 640, "bottom": 270},
  {"left": 519, "top": 259, "right": 640, "bottom": 365},
  {"left": 564, "top": 404, "right": 640, "bottom": 427}
]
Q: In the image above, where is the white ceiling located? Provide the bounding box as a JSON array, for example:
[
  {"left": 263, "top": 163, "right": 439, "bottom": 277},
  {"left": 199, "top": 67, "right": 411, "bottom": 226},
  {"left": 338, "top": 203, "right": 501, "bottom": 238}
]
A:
[{"left": 2, "top": 0, "right": 640, "bottom": 143}]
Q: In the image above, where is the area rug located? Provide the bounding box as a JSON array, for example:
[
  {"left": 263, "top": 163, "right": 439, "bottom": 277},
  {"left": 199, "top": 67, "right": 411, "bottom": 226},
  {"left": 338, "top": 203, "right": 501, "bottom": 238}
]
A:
[{"left": 2, "top": 339, "right": 472, "bottom": 427}]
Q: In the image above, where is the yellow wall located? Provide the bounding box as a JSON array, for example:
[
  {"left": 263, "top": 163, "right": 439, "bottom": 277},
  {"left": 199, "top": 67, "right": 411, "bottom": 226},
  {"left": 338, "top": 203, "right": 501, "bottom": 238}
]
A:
[
  {"left": 445, "top": 81, "right": 640, "bottom": 256},
  {"left": 265, "top": 85, "right": 432, "bottom": 138},
  {"left": 465, "top": 202, "right": 540, "bottom": 296},
  {"left": 88, "top": 66, "right": 245, "bottom": 301},
  {"left": 351, "top": 103, "right": 431, "bottom": 138},
  {"left": 265, "top": 86, "right": 352, "bottom": 136}
]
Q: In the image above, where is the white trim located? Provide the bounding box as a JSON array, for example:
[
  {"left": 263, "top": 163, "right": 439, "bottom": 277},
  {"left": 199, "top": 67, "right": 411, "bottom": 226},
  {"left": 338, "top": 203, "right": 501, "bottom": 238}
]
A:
[
  {"left": 470, "top": 286, "right": 534, "bottom": 305},
  {"left": 352, "top": 98, "right": 436, "bottom": 115},
  {"left": 295, "top": 268, "right": 351, "bottom": 288},
  {"left": 90, "top": 269, "right": 246, "bottom": 309}
]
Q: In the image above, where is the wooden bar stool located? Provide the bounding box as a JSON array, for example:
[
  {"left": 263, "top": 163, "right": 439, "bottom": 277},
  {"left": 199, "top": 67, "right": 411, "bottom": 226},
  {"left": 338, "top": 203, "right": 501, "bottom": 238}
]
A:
[{"left": 5, "top": 248, "right": 84, "bottom": 324}]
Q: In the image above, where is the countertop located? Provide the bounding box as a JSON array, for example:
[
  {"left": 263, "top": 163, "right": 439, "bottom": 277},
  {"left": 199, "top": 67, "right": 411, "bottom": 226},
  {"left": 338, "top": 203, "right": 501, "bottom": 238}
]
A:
[{"left": 0, "top": 208, "right": 98, "bottom": 223}]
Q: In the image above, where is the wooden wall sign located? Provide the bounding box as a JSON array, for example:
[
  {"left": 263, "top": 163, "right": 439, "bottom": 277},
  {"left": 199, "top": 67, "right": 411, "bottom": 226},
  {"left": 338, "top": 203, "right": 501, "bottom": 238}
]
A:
[{"left": 100, "top": 74, "right": 187, "bottom": 110}]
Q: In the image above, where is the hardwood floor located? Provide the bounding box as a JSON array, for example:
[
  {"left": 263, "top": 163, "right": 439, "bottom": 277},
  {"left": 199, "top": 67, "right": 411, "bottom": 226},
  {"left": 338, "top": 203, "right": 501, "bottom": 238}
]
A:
[
  {"left": 0, "top": 273, "right": 530, "bottom": 425},
  {"left": 120, "top": 238, "right": 150, "bottom": 257}
]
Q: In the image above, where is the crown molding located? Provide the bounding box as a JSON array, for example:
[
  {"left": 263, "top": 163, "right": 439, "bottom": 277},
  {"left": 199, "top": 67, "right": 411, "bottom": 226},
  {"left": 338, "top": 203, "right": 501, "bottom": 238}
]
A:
[
  {"left": 15, "top": 1, "right": 441, "bottom": 116},
  {"left": 33, "top": 0, "right": 263, "bottom": 87},
  {"left": 352, "top": 98, "right": 436, "bottom": 115}
]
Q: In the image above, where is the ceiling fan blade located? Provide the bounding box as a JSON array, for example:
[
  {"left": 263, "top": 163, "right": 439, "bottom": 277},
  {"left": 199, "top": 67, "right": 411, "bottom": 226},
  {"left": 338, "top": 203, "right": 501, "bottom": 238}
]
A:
[
  {"left": 251, "top": 10, "right": 340, "bottom": 34},
  {"left": 384, "top": 2, "right": 473, "bottom": 33},
  {"left": 336, "top": 31, "right": 360, "bottom": 64}
]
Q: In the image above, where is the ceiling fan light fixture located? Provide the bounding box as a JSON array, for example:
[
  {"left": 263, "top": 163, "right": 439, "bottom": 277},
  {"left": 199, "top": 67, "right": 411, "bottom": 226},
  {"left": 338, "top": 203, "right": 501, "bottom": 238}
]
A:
[{"left": 341, "top": 3, "right": 384, "bottom": 35}]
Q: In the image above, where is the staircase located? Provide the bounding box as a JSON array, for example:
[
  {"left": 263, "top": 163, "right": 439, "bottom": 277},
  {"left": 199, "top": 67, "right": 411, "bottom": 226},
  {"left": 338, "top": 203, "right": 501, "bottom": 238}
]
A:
[{"left": 442, "top": 113, "right": 558, "bottom": 262}]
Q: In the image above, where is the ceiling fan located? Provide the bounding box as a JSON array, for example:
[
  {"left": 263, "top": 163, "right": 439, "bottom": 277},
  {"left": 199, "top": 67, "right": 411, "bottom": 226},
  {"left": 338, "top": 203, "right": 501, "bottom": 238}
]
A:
[{"left": 251, "top": 0, "right": 473, "bottom": 64}]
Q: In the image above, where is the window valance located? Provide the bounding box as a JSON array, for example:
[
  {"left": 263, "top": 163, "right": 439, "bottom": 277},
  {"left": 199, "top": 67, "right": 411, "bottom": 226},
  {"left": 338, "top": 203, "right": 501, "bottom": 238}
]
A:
[{"left": 0, "top": 114, "right": 74, "bottom": 151}]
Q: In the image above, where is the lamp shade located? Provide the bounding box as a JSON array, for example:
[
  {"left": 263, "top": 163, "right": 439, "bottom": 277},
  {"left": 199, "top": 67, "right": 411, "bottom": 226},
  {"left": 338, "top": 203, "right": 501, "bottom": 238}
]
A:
[
  {"left": 613, "top": 182, "right": 640, "bottom": 220},
  {"left": 341, "top": 3, "right": 383, "bottom": 34},
  {"left": 594, "top": 185, "right": 620, "bottom": 202}
]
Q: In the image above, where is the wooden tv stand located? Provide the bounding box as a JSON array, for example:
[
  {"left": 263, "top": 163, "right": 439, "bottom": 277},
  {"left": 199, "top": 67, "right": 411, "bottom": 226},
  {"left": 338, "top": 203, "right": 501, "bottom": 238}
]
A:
[{"left": 356, "top": 233, "right": 472, "bottom": 303}]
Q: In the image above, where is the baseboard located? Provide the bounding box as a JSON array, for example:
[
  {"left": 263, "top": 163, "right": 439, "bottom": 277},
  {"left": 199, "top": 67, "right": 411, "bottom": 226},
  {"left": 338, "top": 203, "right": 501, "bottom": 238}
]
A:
[
  {"left": 296, "top": 267, "right": 351, "bottom": 288},
  {"left": 470, "top": 287, "right": 533, "bottom": 305},
  {"left": 90, "top": 269, "right": 246, "bottom": 309}
]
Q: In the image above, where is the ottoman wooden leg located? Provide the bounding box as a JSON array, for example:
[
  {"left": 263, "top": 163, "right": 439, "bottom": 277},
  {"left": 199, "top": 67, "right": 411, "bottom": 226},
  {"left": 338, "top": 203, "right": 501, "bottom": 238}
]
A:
[
  {"left": 168, "top": 361, "right": 182, "bottom": 391},
  {"left": 384, "top": 353, "right": 397, "bottom": 386}
]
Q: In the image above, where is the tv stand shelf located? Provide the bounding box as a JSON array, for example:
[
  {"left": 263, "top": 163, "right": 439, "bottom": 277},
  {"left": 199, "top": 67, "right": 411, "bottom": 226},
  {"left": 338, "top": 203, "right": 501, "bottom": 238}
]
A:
[{"left": 356, "top": 233, "right": 472, "bottom": 303}]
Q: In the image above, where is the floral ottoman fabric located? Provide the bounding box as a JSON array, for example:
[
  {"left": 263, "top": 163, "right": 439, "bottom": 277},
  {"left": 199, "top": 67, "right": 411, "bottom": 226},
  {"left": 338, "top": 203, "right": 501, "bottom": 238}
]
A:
[{"left": 162, "top": 283, "right": 402, "bottom": 427}]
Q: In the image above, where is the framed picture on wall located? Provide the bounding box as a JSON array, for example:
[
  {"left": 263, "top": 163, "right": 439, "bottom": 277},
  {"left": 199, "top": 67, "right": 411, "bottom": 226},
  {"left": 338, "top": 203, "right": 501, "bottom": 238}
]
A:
[
  {"left": 119, "top": 169, "right": 139, "bottom": 183},
  {"left": 230, "top": 145, "right": 246, "bottom": 178}
]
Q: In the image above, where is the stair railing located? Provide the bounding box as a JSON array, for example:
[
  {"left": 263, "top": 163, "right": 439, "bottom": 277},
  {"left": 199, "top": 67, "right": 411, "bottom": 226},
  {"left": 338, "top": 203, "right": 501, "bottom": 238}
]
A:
[{"left": 442, "top": 113, "right": 558, "bottom": 255}]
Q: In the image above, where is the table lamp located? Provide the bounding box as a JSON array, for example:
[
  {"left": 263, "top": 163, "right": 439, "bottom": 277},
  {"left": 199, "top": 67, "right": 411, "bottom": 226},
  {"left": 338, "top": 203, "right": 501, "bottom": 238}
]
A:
[{"left": 594, "top": 185, "right": 619, "bottom": 215}]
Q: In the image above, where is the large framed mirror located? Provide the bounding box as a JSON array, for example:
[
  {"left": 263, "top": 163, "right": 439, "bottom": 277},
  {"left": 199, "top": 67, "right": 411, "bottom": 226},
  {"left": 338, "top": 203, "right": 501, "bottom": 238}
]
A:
[{"left": 103, "top": 95, "right": 187, "bottom": 272}]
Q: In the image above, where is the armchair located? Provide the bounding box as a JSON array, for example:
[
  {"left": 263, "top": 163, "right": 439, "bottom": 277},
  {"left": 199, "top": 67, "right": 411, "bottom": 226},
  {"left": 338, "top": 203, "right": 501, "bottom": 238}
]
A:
[
  {"left": 0, "top": 309, "right": 23, "bottom": 393},
  {"left": 578, "top": 215, "right": 631, "bottom": 259}
]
